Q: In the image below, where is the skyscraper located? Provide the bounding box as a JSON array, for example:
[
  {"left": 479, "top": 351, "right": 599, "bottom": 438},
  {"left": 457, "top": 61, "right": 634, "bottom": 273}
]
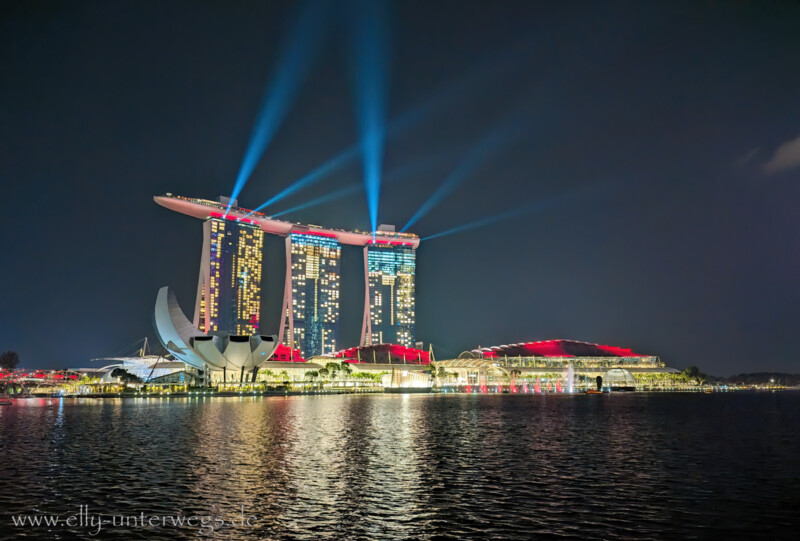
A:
[
  {"left": 361, "top": 242, "right": 416, "bottom": 347},
  {"left": 155, "top": 195, "right": 420, "bottom": 350},
  {"left": 279, "top": 231, "right": 341, "bottom": 357},
  {"left": 194, "top": 216, "right": 264, "bottom": 335}
]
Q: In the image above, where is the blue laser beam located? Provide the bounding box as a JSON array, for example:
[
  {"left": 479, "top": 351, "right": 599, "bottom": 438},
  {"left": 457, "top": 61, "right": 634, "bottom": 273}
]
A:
[
  {"left": 227, "top": 0, "right": 330, "bottom": 214},
  {"left": 234, "top": 24, "right": 558, "bottom": 218},
  {"left": 245, "top": 112, "right": 441, "bottom": 216},
  {"left": 421, "top": 183, "right": 612, "bottom": 242},
  {"left": 270, "top": 183, "right": 362, "bottom": 218},
  {"left": 382, "top": 151, "right": 455, "bottom": 184},
  {"left": 242, "top": 40, "right": 528, "bottom": 216},
  {"left": 388, "top": 29, "right": 559, "bottom": 139},
  {"left": 401, "top": 123, "right": 522, "bottom": 232},
  {"left": 349, "top": 0, "right": 390, "bottom": 233},
  {"left": 269, "top": 151, "right": 452, "bottom": 218},
  {"left": 243, "top": 146, "right": 361, "bottom": 217}
]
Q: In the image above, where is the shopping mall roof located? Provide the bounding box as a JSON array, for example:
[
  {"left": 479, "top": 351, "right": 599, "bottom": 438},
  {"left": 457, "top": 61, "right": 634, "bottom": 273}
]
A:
[
  {"left": 474, "top": 339, "right": 649, "bottom": 358},
  {"left": 154, "top": 194, "right": 420, "bottom": 248},
  {"left": 334, "top": 344, "right": 430, "bottom": 365}
]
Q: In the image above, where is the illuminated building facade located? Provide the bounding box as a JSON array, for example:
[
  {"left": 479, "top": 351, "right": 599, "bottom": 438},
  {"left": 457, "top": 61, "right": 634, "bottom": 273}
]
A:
[
  {"left": 361, "top": 243, "right": 416, "bottom": 347},
  {"left": 279, "top": 231, "right": 341, "bottom": 357},
  {"left": 194, "top": 216, "right": 264, "bottom": 335},
  {"left": 155, "top": 195, "right": 420, "bottom": 349}
]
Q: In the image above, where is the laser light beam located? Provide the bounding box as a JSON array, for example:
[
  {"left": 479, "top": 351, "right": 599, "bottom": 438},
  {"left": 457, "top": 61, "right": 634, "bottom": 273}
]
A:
[
  {"left": 227, "top": 0, "right": 331, "bottom": 214},
  {"left": 349, "top": 0, "right": 390, "bottom": 233}
]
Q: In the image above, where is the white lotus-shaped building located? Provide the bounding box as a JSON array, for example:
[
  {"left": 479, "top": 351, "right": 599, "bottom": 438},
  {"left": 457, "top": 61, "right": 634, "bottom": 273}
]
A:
[{"left": 153, "top": 286, "right": 278, "bottom": 382}]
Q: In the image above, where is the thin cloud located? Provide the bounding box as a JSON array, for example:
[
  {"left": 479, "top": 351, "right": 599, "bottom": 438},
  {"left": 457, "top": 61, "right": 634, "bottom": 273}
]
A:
[
  {"left": 763, "top": 134, "right": 800, "bottom": 173},
  {"left": 736, "top": 147, "right": 759, "bottom": 167}
]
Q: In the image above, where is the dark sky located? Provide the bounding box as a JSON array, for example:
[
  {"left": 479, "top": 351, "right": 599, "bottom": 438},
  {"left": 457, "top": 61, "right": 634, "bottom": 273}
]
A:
[{"left": 2, "top": 1, "right": 799, "bottom": 375}]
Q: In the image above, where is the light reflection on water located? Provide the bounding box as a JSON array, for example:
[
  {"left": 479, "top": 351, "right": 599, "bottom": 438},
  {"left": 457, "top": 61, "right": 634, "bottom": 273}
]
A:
[{"left": 0, "top": 393, "right": 798, "bottom": 539}]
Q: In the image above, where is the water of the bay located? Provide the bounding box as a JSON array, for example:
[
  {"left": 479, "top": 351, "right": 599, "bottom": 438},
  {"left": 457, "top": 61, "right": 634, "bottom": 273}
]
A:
[{"left": 0, "top": 392, "right": 798, "bottom": 540}]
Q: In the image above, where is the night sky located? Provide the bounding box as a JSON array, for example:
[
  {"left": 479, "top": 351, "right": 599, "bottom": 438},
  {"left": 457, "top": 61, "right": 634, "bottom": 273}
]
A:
[{"left": 2, "top": 1, "right": 799, "bottom": 375}]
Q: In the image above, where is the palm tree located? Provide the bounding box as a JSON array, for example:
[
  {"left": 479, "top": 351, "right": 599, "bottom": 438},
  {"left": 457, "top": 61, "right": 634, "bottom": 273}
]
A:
[
  {"left": 325, "top": 362, "right": 340, "bottom": 381},
  {"left": 259, "top": 368, "right": 275, "bottom": 383},
  {"left": 426, "top": 364, "right": 451, "bottom": 387},
  {"left": 425, "top": 363, "right": 439, "bottom": 386}
]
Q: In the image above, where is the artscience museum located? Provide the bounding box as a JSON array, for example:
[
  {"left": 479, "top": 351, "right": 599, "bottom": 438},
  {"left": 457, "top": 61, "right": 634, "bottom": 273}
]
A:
[{"left": 153, "top": 286, "right": 279, "bottom": 384}]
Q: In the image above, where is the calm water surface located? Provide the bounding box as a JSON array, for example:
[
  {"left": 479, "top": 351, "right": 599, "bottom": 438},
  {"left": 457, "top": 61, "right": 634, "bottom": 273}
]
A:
[{"left": 0, "top": 393, "right": 798, "bottom": 540}]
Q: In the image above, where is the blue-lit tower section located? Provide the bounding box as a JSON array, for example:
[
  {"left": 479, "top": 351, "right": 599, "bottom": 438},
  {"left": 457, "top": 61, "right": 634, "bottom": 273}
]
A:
[
  {"left": 194, "top": 217, "right": 264, "bottom": 335},
  {"left": 361, "top": 243, "right": 416, "bottom": 347},
  {"left": 279, "top": 231, "right": 341, "bottom": 357}
]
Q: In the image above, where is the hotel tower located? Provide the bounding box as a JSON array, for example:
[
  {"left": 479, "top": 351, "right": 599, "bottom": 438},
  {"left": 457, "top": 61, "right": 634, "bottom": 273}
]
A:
[
  {"left": 194, "top": 214, "right": 264, "bottom": 335},
  {"left": 154, "top": 194, "right": 418, "bottom": 351},
  {"left": 280, "top": 230, "right": 342, "bottom": 357},
  {"left": 361, "top": 242, "right": 416, "bottom": 347}
]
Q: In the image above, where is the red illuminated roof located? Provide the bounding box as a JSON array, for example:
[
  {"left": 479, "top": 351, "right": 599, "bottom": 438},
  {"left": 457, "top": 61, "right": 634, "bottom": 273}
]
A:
[
  {"left": 334, "top": 344, "right": 430, "bottom": 365},
  {"left": 270, "top": 344, "right": 305, "bottom": 363},
  {"left": 478, "top": 340, "right": 647, "bottom": 358}
]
